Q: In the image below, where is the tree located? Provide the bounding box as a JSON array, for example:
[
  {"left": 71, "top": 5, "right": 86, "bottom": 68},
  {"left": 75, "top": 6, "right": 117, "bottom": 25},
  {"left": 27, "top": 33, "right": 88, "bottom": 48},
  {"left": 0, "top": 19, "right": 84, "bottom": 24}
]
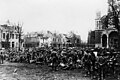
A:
[
  {"left": 16, "top": 22, "right": 23, "bottom": 51},
  {"left": 101, "top": 0, "right": 120, "bottom": 50},
  {"left": 108, "top": 0, "right": 120, "bottom": 50},
  {"left": 100, "top": 15, "right": 109, "bottom": 29}
]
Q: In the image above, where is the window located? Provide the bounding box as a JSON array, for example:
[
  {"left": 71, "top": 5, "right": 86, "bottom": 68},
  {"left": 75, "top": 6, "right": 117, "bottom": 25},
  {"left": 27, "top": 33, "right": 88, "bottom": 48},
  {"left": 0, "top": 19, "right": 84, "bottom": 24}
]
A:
[
  {"left": 12, "top": 42, "right": 14, "bottom": 48},
  {"left": 12, "top": 34, "right": 14, "bottom": 39},
  {"left": 6, "top": 33, "right": 9, "bottom": 40},
  {"left": 3, "top": 33, "right": 5, "bottom": 39},
  {"left": 16, "top": 34, "right": 18, "bottom": 39},
  {"left": 97, "top": 21, "right": 99, "bottom": 29}
]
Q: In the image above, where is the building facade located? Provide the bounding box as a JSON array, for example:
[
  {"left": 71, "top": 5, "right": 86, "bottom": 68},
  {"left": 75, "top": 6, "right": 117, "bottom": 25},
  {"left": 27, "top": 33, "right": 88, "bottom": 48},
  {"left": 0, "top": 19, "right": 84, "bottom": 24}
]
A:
[
  {"left": 23, "top": 31, "right": 53, "bottom": 48},
  {"left": 88, "top": 0, "right": 120, "bottom": 49},
  {"left": 87, "top": 30, "right": 95, "bottom": 47},
  {"left": 0, "top": 24, "right": 21, "bottom": 50},
  {"left": 50, "top": 33, "right": 67, "bottom": 48},
  {"left": 24, "top": 31, "right": 81, "bottom": 48}
]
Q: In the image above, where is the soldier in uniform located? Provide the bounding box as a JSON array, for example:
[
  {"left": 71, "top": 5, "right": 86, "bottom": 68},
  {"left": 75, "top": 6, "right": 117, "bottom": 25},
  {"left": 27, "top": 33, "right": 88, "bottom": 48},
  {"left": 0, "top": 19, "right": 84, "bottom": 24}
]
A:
[
  {"left": 97, "top": 51, "right": 106, "bottom": 80},
  {"left": 0, "top": 52, "right": 4, "bottom": 64},
  {"left": 27, "top": 52, "right": 31, "bottom": 63},
  {"left": 50, "top": 51, "right": 59, "bottom": 71}
]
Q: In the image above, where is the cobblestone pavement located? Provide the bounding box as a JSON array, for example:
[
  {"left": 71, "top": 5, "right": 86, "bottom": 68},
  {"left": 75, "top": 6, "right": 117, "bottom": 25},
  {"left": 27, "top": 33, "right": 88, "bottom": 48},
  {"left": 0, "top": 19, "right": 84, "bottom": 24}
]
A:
[{"left": 0, "top": 61, "right": 91, "bottom": 80}]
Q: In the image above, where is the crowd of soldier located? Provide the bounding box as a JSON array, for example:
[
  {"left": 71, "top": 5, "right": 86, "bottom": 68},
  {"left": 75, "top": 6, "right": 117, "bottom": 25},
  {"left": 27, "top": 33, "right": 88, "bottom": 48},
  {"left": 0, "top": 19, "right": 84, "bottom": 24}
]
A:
[{"left": 0, "top": 47, "right": 120, "bottom": 80}]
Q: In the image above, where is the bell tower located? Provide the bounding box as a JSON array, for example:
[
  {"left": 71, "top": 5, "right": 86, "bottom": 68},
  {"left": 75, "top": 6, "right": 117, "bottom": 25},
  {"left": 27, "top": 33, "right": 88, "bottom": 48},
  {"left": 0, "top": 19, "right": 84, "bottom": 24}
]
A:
[{"left": 95, "top": 11, "right": 101, "bottom": 30}]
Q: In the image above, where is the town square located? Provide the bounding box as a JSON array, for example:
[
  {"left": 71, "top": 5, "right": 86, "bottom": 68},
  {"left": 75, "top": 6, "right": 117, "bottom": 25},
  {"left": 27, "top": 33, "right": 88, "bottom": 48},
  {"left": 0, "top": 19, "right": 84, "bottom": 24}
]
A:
[{"left": 0, "top": 0, "right": 120, "bottom": 80}]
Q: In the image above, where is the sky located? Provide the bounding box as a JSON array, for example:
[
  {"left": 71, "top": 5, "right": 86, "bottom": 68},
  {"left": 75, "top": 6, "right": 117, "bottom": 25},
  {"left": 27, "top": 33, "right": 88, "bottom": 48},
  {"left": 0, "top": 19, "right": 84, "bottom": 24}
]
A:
[{"left": 0, "top": 0, "right": 108, "bottom": 41}]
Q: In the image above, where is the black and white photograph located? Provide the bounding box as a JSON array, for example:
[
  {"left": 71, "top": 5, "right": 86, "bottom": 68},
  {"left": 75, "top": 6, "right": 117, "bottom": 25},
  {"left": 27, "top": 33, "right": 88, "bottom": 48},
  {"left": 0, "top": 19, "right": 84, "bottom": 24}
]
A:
[{"left": 0, "top": 0, "right": 120, "bottom": 80}]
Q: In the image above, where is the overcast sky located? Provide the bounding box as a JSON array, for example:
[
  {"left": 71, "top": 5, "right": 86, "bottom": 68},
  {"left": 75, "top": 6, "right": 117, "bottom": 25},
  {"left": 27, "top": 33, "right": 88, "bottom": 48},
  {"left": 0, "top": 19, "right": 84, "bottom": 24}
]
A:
[{"left": 0, "top": 0, "right": 108, "bottom": 41}]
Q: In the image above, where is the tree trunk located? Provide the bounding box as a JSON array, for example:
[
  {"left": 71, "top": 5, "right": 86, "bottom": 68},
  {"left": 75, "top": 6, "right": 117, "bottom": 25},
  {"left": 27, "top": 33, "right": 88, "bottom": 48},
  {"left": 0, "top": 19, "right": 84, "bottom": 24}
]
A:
[
  {"left": 19, "top": 33, "right": 21, "bottom": 51},
  {"left": 118, "top": 30, "right": 120, "bottom": 51}
]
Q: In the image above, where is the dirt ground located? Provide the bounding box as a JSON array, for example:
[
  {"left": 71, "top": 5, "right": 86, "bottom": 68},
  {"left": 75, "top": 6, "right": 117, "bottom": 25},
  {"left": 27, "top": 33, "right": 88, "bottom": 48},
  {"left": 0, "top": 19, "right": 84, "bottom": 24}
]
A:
[
  {"left": 0, "top": 61, "right": 91, "bottom": 80},
  {"left": 0, "top": 61, "right": 119, "bottom": 80}
]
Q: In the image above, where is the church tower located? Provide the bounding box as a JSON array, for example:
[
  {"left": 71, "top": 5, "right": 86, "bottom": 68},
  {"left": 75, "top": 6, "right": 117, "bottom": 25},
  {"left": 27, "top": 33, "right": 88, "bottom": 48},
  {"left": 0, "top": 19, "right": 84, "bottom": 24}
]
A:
[{"left": 95, "top": 11, "right": 102, "bottom": 30}]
